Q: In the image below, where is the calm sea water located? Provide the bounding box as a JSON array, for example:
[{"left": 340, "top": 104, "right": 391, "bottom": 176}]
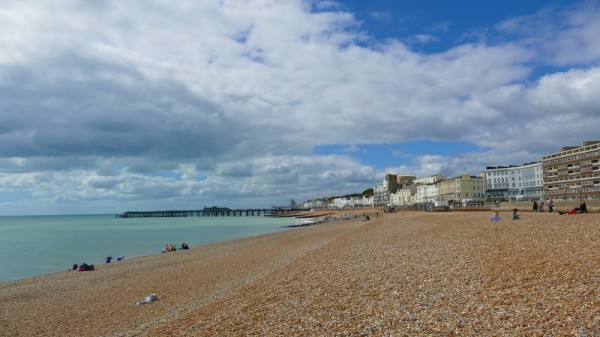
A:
[{"left": 0, "top": 214, "right": 297, "bottom": 283}]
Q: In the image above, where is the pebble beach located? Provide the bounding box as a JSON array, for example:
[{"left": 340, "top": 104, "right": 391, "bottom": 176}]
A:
[{"left": 1, "top": 210, "right": 598, "bottom": 336}]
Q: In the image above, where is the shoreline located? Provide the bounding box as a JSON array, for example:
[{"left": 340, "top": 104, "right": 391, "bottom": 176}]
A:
[
  {"left": 0, "top": 214, "right": 300, "bottom": 284},
  {"left": 1, "top": 210, "right": 376, "bottom": 283},
  {"left": 1, "top": 210, "right": 598, "bottom": 336}
]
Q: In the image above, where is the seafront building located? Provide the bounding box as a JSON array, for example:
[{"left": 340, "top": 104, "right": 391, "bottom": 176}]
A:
[
  {"left": 413, "top": 175, "right": 443, "bottom": 205},
  {"left": 438, "top": 175, "right": 485, "bottom": 203},
  {"left": 362, "top": 195, "right": 374, "bottom": 207},
  {"left": 542, "top": 141, "right": 600, "bottom": 200},
  {"left": 329, "top": 196, "right": 366, "bottom": 208},
  {"left": 300, "top": 199, "right": 328, "bottom": 210},
  {"left": 389, "top": 185, "right": 415, "bottom": 207},
  {"left": 373, "top": 174, "right": 415, "bottom": 206},
  {"left": 300, "top": 140, "right": 600, "bottom": 209},
  {"left": 329, "top": 197, "right": 349, "bottom": 208},
  {"left": 481, "top": 162, "right": 543, "bottom": 201},
  {"left": 373, "top": 183, "right": 388, "bottom": 206}
]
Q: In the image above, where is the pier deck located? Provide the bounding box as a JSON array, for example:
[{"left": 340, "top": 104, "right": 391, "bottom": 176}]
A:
[{"left": 116, "top": 208, "right": 294, "bottom": 218}]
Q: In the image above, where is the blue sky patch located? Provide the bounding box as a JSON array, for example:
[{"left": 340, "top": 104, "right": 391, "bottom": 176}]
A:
[
  {"left": 314, "top": 140, "right": 486, "bottom": 168},
  {"left": 343, "top": 0, "right": 573, "bottom": 54}
]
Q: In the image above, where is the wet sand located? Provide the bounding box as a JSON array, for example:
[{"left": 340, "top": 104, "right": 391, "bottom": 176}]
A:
[{"left": 1, "top": 211, "right": 598, "bottom": 336}]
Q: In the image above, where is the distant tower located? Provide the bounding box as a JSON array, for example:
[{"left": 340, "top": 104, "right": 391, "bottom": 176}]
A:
[{"left": 290, "top": 199, "right": 297, "bottom": 210}]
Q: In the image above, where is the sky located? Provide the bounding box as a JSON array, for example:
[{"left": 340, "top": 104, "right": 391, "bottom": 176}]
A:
[{"left": 1, "top": 0, "right": 599, "bottom": 215}]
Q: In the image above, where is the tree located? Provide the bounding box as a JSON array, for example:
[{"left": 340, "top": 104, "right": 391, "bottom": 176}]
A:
[{"left": 362, "top": 188, "right": 374, "bottom": 197}]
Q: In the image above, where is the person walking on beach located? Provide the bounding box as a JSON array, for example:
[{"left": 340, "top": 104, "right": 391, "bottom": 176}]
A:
[
  {"left": 548, "top": 199, "right": 554, "bottom": 213},
  {"left": 533, "top": 200, "right": 539, "bottom": 212}
]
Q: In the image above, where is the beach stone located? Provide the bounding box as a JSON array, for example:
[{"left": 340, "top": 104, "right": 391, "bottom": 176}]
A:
[{"left": 0, "top": 210, "right": 598, "bottom": 336}]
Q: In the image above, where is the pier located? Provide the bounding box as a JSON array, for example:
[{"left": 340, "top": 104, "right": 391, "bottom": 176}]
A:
[{"left": 116, "top": 207, "right": 293, "bottom": 218}]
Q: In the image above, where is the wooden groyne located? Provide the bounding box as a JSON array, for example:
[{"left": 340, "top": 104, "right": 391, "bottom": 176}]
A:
[{"left": 116, "top": 208, "right": 294, "bottom": 218}]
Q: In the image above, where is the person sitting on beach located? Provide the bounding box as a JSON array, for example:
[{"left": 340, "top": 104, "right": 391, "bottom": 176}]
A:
[
  {"left": 162, "top": 244, "right": 169, "bottom": 253},
  {"left": 491, "top": 211, "right": 501, "bottom": 222},
  {"left": 77, "top": 263, "right": 94, "bottom": 271},
  {"left": 512, "top": 208, "right": 519, "bottom": 220},
  {"left": 559, "top": 207, "right": 579, "bottom": 215},
  {"left": 105, "top": 255, "right": 113, "bottom": 263},
  {"left": 181, "top": 242, "right": 189, "bottom": 250},
  {"left": 117, "top": 255, "right": 124, "bottom": 261}
]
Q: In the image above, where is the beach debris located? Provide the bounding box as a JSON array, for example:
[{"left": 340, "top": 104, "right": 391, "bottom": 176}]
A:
[{"left": 136, "top": 293, "right": 159, "bottom": 305}]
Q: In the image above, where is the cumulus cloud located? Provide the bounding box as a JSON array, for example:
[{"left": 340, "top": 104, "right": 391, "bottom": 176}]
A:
[
  {"left": 406, "top": 34, "right": 439, "bottom": 44},
  {"left": 369, "top": 11, "right": 392, "bottom": 22},
  {"left": 0, "top": 0, "right": 599, "bottom": 214},
  {"left": 495, "top": 2, "right": 600, "bottom": 66}
]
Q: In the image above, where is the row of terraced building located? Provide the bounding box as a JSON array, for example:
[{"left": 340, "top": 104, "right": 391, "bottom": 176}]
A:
[{"left": 372, "top": 141, "right": 600, "bottom": 207}]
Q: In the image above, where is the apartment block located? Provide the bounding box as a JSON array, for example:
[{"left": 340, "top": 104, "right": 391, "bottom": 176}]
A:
[{"left": 542, "top": 141, "right": 600, "bottom": 200}]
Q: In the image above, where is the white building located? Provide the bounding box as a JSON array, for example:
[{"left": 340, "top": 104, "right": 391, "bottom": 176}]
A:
[
  {"left": 413, "top": 174, "right": 443, "bottom": 204},
  {"left": 482, "top": 162, "right": 543, "bottom": 200},
  {"left": 389, "top": 186, "right": 414, "bottom": 207},
  {"left": 300, "top": 199, "right": 328, "bottom": 209},
  {"left": 373, "top": 183, "right": 389, "bottom": 206},
  {"left": 362, "top": 195, "right": 374, "bottom": 207},
  {"left": 330, "top": 196, "right": 363, "bottom": 208}
]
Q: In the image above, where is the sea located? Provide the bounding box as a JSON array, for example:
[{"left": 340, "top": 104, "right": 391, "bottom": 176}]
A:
[{"left": 0, "top": 214, "right": 297, "bottom": 284}]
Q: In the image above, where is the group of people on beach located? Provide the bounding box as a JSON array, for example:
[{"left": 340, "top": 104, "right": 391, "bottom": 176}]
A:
[
  {"left": 72, "top": 263, "right": 94, "bottom": 271},
  {"left": 532, "top": 199, "right": 588, "bottom": 214},
  {"left": 492, "top": 199, "right": 590, "bottom": 221},
  {"left": 72, "top": 254, "right": 125, "bottom": 271},
  {"left": 72, "top": 242, "right": 191, "bottom": 271},
  {"left": 558, "top": 200, "right": 588, "bottom": 215},
  {"left": 532, "top": 200, "right": 555, "bottom": 213},
  {"left": 161, "top": 242, "right": 190, "bottom": 253},
  {"left": 104, "top": 255, "right": 124, "bottom": 263},
  {"left": 491, "top": 208, "right": 520, "bottom": 222}
]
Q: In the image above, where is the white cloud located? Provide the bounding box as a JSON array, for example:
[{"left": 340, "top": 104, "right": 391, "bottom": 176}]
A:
[
  {"left": 369, "top": 11, "right": 392, "bottom": 22},
  {"left": 406, "top": 34, "right": 439, "bottom": 44},
  {"left": 495, "top": 2, "right": 600, "bottom": 66},
  {"left": 0, "top": 1, "right": 599, "bottom": 214}
]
